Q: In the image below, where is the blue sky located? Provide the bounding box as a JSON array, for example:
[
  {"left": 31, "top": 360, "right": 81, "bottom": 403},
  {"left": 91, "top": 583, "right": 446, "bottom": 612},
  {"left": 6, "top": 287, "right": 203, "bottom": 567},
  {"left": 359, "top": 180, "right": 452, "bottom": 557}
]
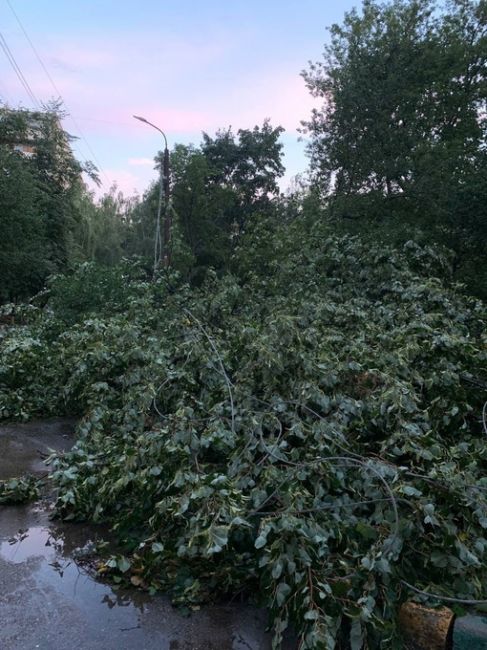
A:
[{"left": 1, "top": 0, "right": 359, "bottom": 197}]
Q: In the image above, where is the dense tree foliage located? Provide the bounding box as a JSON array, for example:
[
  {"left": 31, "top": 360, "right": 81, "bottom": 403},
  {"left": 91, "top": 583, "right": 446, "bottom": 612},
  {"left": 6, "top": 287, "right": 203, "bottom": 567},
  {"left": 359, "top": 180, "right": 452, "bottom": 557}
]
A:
[
  {"left": 129, "top": 121, "right": 285, "bottom": 273},
  {"left": 0, "top": 109, "right": 284, "bottom": 302},
  {"left": 0, "top": 142, "right": 49, "bottom": 301},
  {"left": 73, "top": 185, "right": 134, "bottom": 266},
  {"left": 0, "top": 105, "right": 99, "bottom": 301},
  {"left": 302, "top": 0, "right": 487, "bottom": 295},
  {"left": 200, "top": 120, "right": 285, "bottom": 227},
  {"left": 1, "top": 223, "right": 486, "bottom": 648}
]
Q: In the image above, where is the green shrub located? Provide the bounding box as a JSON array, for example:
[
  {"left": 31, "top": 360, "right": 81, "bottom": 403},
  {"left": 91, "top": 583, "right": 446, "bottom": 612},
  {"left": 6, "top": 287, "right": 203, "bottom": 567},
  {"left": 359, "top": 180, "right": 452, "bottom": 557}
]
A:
[{"left": 47, "top": 259, "right": 150, "bottom": 324}]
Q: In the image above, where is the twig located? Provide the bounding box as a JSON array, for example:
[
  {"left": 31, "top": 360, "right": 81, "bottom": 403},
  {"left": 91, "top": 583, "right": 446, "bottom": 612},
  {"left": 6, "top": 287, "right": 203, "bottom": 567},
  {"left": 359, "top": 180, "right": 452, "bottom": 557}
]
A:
[
  {"left": 256, "top": 497, "right": 395, "bottom": 517},
  {"left": 183, "top": 308, "right": 236, "bottom": 436},
  {"left": 401, "top": 580, "right": 487, "bottom": 605},
  {"left": 252, "top": 432, "right": 400, "bottom": 555}
]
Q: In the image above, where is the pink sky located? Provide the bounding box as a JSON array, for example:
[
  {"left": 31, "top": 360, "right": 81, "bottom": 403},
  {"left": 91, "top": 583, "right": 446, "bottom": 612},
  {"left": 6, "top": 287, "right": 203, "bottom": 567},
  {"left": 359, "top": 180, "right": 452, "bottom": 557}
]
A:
[{"left": 0, "top": 0, "right": 356, "bottom": 197}]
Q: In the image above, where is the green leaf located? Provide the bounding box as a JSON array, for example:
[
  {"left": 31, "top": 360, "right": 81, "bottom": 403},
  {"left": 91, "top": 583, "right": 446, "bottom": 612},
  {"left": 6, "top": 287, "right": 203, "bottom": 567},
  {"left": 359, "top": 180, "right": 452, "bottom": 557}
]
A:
[
  {"left": 275, "top": 582, "right": 292, "bottom": 607},
  {"left": 117, "top": 557, "right": 131, "bottom": 573},
  {"left": 255, "top": 534, "right": 267, "bottom": 549},
  {"left": 272, "top": 560, "right": 283, "bottom": 580}
]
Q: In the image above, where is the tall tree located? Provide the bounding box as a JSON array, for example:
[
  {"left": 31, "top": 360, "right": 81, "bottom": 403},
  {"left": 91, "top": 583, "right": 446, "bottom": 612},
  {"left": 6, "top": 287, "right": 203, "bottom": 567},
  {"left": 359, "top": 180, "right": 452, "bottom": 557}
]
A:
[
  {"left": 72, "top": 185, "right": 130, "bottom": 266},
  {"left": 0, "top": 144, "right": 49, "bottom": 302},
  {"left": 302, "top": 0, "right": 486, "bottom": 278},
  {"left": 201, "top": 120, "right": 285, "bottom": 226},
  {"left": 0, "top": 104, "right": 99, "bottom": 301},
  {"left": 133, "top": 122, "right": 285, "bottom": 274}
]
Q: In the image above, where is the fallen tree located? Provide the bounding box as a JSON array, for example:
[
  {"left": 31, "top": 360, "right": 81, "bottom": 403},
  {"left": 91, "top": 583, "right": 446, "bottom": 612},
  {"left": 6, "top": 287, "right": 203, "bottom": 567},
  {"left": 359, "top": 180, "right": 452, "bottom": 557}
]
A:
[{"left": 1, "top": 224, "right": 486, "bottom": 648}]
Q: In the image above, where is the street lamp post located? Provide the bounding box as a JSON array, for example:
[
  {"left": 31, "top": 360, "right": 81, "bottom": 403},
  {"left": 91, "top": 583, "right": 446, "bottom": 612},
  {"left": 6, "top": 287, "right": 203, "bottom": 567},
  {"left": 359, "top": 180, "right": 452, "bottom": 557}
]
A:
[{"left": 133, "top": 115, "right": 171, "bottom": 273}]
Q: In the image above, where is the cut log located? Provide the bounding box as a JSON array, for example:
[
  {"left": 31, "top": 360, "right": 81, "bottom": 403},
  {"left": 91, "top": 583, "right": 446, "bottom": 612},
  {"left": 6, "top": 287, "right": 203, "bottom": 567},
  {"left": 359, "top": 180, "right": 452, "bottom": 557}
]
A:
[{"left": 398, "top": 602, "right": 455, "bottom": 650}]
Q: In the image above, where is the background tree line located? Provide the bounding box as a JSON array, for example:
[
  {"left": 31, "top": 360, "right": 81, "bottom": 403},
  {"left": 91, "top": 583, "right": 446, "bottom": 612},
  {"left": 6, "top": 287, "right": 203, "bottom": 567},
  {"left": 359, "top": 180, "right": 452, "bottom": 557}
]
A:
[
  {"left": 302, "top": 0, "right": 486, "bottom": 292},
  {"left": 1, "top": 0, "right": 485, "bottom": 302}
]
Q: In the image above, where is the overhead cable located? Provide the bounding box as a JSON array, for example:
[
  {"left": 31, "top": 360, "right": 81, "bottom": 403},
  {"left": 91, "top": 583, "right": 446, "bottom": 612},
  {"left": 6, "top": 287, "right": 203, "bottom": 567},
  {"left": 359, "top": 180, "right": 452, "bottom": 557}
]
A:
[
  {"left": 5, "top": 0, "right": 110, "bottom": 186},
  {"left": 0, "top": 30, "right": 40, "bottom": 108}
]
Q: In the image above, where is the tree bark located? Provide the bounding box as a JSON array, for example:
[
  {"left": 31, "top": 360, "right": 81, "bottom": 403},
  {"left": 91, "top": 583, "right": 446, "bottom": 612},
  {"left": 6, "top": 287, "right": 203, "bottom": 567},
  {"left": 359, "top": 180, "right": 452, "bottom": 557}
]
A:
[{"left": 399, "top": 602, "right": 455, "bottom": 650}]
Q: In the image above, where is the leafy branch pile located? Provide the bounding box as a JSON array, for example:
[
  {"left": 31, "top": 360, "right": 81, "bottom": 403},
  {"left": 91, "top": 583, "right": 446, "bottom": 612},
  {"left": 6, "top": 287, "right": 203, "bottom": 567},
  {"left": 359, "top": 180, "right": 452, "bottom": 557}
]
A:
[
  {"left": 0, "top": 475, "right": 41, "bottom": 505},
  {"left": 1, "top": 225, "right": 486, "bottom": 648}
]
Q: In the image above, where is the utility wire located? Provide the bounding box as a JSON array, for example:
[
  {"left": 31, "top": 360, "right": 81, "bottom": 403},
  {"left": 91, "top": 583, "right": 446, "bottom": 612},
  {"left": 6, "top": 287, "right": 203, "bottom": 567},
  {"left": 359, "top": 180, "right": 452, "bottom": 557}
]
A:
[
  {"left": 5, "top": 0, "right": 110, "bottom": 187},
  {"left": 0, "top": 30, "right": 39, "bottom": 108}
]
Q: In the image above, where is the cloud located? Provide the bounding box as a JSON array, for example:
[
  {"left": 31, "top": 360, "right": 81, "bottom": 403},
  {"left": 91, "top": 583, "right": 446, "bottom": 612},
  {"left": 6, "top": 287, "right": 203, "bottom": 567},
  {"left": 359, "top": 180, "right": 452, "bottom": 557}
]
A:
[{"left": 2, "top": 17, "right": 316, "bottom": 197}]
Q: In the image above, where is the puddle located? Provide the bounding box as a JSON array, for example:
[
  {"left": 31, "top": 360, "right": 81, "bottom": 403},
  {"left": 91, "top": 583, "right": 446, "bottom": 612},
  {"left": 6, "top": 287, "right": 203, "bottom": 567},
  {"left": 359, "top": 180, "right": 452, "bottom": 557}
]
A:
[
  {"left": 0, "top": 418, "right": 76, "bottom": 480},
  {"left": 1, "top": 525, "right": 62, "bottom": 563},
  {"left": 0, "top": 420, "right": 293, "bottom": 650},
  {"left": 0, "top": 503, "right": 283, "bottom": 649}
]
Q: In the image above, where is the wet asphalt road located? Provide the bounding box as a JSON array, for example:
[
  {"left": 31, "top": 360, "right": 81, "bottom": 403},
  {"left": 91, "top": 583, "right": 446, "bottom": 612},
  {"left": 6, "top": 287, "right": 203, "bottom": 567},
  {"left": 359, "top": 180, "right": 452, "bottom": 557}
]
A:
[{"left": 0, "top": 419, "right": 294, "bottom": 650}]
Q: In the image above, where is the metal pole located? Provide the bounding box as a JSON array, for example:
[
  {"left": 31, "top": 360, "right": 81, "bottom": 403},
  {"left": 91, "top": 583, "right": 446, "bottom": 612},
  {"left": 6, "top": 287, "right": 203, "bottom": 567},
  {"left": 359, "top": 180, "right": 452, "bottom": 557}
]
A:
[
  {"left": 162, "top": 146, "right": 171, "bottom": 267},
  {"left": 133, "top": 115, "right": 171, "bottom": 272},
  {"left": 154, "top": 165, "right": 164, "bottom": 275}
]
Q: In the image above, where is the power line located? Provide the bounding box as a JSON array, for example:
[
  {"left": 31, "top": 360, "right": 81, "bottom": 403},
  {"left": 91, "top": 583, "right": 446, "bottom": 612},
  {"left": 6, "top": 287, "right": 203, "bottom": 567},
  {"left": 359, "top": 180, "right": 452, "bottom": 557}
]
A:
[
  {"left": 0, "top": 30, "right": 38, "bottom": 107},
  {"left": 0, "top": 30, "right": 40, "bottom": 108},
  {"left": 5, "top": 0, "right": 110, "bottom": 187}
]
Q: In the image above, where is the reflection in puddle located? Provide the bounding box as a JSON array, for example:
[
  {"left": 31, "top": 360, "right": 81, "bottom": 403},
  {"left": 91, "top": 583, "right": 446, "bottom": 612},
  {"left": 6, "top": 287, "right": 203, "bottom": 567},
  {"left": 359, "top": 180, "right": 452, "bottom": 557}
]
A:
[
  {"left": 2, "top": 523, "right": 145, "bottom": 605},
  {"left": 0, "top": 420, "right": 281, "bottom": 648},
  {"left": 0, "top": 507, "right": 148, "bottom": 621},
  {"left": 2, "top": 526, "right": 61, "bottom": 563},
  {"left": 0, "top": 507, "right": 280, "bottom": 649}
]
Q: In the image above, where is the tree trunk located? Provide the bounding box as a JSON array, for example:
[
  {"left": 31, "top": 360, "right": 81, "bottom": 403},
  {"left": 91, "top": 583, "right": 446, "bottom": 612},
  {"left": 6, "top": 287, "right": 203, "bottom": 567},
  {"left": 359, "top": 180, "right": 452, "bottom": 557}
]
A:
[{"left": 399, "top": 602, "right": 455, "bottom": 650}]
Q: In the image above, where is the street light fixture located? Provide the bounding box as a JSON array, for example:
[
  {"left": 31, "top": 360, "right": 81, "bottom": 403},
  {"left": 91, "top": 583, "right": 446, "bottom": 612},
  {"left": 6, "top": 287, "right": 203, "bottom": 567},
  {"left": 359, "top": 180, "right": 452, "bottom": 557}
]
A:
[{"left": 133, "top": 115, "right": 171, "bottom": 273}]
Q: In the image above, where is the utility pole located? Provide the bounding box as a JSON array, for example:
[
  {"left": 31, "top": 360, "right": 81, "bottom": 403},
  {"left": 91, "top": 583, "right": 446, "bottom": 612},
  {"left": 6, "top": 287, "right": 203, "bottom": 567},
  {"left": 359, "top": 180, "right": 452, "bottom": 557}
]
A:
[{"left": 133, "top": 115, "right": 171, "bottom": 273}]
